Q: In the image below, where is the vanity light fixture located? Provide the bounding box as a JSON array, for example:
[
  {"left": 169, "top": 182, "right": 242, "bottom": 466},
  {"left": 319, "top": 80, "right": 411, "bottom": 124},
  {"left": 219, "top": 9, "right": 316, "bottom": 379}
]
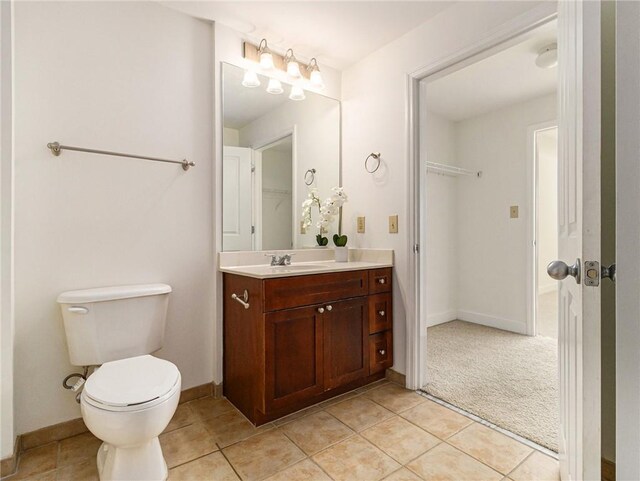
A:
[
  {"left": 266, "top": 78, "right": 284, "bottom": 95},
  {"left": 284, "top": 49, "right": 302, "bottom": 79},
  {"left": 307, "top": 58, "right": 325, "bottom": 90},
  {"left": 241, "top": 69, "right": 261, "bottom": 88},
  {"left": 289, "top": 84, "right": 306, "bottom": 101},
  {"left": 257, "top": 39, "right": 275, "bottom": 70}
]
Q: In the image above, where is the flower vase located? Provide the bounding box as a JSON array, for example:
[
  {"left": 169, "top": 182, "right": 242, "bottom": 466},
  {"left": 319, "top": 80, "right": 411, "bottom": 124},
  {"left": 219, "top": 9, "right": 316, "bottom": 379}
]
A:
[{"left": 335, "top": 246, "right": 349, "bottom": 262}]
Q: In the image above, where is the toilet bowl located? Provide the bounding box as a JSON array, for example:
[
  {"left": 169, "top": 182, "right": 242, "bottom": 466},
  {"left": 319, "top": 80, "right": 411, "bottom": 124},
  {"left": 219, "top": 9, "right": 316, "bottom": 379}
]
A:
[{"left": 80, "top": 355, "right": 181, "bottom": 481}]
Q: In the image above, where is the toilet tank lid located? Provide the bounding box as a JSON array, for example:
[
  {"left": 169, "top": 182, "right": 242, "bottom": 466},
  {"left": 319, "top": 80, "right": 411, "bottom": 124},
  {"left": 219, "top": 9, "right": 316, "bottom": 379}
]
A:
[{"left": 57, "top": 284, "right": 172, "bottom": 304}]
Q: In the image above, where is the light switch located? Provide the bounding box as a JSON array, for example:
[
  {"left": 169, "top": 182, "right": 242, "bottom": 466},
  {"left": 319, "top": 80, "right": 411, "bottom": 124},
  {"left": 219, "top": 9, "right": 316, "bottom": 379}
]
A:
[
  {"left": 510, "top": 205, "right": 519, "bottom": 219},
  {"left": 357, "top": 216, "right": 366, "bottom": 233},
  {"left": 389, "top": 215, "right": 399, "bottom": 234}
]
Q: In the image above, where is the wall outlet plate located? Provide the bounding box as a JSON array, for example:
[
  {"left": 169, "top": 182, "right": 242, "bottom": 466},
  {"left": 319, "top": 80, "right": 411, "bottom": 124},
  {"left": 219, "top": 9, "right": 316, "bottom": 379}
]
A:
[
  {"left": 357, "top": 216, "right": 366, "bottom": 233},
  {"left": 389, "top": 215, "right": 399, "bottom": 233},
  {"left": 510, "top": 205, "right": 519, "bottom": 219}
]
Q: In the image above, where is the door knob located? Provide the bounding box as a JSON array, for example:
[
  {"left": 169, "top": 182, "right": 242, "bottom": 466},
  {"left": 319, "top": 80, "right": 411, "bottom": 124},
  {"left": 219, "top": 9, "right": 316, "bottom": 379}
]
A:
[
  {"left": 547, "top": 258, "right": 581, "bottom": 284},
  {"left": 602, "top": 264, "right": 616, "bottom": 283},
  {"left": 317, "top": 307, "right": 325, "bottom": 314}
]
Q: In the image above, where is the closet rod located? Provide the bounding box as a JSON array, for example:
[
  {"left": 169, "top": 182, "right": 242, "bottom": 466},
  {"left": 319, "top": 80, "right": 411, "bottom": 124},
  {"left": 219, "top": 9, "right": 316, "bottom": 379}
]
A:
[
  {"left": 47, "top": 142, "right": 196, "bottom": 171},
  {"left": 426, "top": 161, "right": 481, "bottom": 178}
]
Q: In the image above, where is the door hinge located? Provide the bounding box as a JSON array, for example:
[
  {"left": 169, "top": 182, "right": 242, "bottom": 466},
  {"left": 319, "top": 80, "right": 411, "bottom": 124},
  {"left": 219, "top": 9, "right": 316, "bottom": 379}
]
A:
[
  {"left": 251, "top": 225, "right": 255, "bottom": 234},
  {"left": 413, "top": 244, "right": 420, "bottom": 254},
  {"left": 251, "top": 165, "right": 256, "bottom": 173}
]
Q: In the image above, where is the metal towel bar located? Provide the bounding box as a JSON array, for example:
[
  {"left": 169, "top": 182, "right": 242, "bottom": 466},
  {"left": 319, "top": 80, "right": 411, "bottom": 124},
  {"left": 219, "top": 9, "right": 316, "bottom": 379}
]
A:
[
  {"left": 231, "top": 290, "right": 250, "bottom": 309},
  {"left": 47, "top": 141, "right": 195, "bottom": 171}
]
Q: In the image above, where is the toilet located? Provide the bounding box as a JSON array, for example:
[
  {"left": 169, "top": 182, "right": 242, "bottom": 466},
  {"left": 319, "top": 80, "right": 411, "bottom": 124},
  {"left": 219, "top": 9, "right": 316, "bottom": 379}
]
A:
[{"left": 57, "top": 284, "right": 180, "bottom": 481}]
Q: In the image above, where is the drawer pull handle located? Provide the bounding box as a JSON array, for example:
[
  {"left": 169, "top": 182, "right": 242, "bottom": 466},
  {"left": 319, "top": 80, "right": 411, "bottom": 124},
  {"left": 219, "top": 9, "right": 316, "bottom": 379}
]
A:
[
  {"left": 378, "top": 349, "right": 386, "bottom": 356},
  {"left": 378, "top": 278, "right": 386, "bottom": 285},
  {"left": 317, "top": 307, "right": 325, "bottom": 314},
  {"left": 378, "top": 310, "right": 385, "bottom": 317},
  {"left": 231, "top": 290, "right": 250, "bottom": 310},
  {"left": 326, "top": 305, "right": 333, "bottom": 311}
]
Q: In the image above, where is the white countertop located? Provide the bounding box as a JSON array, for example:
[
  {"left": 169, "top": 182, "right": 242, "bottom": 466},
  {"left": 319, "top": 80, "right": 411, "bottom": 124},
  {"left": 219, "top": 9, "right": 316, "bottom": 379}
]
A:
[{"left": 218, "top": 248, "right": 394, "bottom": 279}]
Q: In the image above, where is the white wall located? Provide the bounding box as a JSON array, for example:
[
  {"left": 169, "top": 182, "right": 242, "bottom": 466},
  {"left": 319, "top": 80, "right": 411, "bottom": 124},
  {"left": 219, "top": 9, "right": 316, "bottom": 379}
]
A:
[
  {"left": 455, "top": 94, "right": 556, "bottom": 333},
  {"left": 423, "top": 110, "right": 458, "bottom": 326},
  {"left": 13, "top": 2, "right": 214, "bottom": 434},
  {"left": 238, "top": 96, "right": 340, "bottom": 248},
  {"left": 537, "top": 128, "right": 558, "bottom": 294},
  {"left": 261, "top": 148, "right": 293, "bottom": 250},
  {"left": 223, "top": 127, "right": 240, "bottom": 147},
  {"left": 1, "top": 0, "right": 15, "bottom": 459},
  {"left": 341, "top": 1, "right": 554, "bottom": 375}
]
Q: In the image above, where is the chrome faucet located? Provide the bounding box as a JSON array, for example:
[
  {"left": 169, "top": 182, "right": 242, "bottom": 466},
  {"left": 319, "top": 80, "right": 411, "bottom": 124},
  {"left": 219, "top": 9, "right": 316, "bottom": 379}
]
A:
[{"left": 267, "top": 253, "right": 294, "bottom": 266}]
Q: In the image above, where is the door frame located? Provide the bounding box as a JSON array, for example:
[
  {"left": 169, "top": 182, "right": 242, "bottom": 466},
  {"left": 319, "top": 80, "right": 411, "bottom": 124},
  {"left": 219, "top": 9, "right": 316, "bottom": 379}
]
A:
[
  {"left": 528, "top": 121, "right": 558, "bottom": 337},
  {"left": 405, "top": 3, "right": 558, "bottom": 390}
]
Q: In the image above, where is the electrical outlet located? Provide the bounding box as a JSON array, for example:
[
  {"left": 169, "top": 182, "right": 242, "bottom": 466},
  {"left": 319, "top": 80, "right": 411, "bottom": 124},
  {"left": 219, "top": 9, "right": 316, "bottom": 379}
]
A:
[
  {"left": 300, "top": 221, "right": 307, "bottom": 234},
  {"left": 510, "top": 205, "right": 519, "bottom": 219},
  {"left": 389, "top": 215, "right": 399, "bottom": 233},
  {"left": 357, "top": 216, "right": 366, "bottom": 233}
]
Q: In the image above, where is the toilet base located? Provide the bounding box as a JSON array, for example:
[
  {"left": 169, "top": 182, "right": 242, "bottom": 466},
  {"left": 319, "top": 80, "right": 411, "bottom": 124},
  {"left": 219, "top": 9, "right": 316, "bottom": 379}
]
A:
[{"left": 96, "top": 439, "right": 168, "bottom": 481}]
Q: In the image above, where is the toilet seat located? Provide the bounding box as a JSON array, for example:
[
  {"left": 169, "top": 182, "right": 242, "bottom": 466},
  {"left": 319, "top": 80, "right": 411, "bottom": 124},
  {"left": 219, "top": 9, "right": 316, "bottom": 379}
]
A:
[{"left": 83, "top": 355, "right": 180, "bottom": 412}]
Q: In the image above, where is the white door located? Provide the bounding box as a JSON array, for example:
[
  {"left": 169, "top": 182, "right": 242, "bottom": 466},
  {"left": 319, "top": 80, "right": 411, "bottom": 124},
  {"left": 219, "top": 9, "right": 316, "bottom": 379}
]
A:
[
  {"left": 616, "top": 2, "right": 640, "bottom": 479},
  {"left": 554, "top": 1, "right": 601, "bottom": 479},
  {"left": 223, "top": 146, "right": 253, "bottom": 251}
]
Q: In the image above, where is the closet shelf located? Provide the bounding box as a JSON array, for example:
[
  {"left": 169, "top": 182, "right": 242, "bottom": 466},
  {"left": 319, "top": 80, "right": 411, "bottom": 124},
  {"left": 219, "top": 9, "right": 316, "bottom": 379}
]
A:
[{"left": 426, "top": 161, "right": 481, "bottom": 178}]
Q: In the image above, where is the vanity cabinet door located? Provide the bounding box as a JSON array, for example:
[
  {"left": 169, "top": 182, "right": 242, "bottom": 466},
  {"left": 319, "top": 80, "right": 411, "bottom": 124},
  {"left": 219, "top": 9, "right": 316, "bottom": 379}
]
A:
[
  {"left": 323, "top": 298, "right": 369, "bottom": 390},
  {"left": 264, "top": 305, "right": 324, "bottom": 411}
]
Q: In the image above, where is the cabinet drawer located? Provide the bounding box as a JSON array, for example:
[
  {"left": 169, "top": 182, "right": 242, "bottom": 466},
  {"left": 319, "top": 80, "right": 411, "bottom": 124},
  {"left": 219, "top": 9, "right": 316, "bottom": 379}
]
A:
[
  {"left": 369, "top": 330, "right": 393, "bottom": 374},
  {"left": 368, "top": 293, "right": 392, "bottom": 334},
  {"left": 369, "top": 268, "right": 392, "bottom": 294},
  {"left": 264, "top": 270, "right": 368, "bottom": 312}
]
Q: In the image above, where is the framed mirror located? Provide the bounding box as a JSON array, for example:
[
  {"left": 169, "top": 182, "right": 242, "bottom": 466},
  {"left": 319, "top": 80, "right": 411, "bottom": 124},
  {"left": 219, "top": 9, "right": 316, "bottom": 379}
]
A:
[{"left": 221, "top": 62, "right": 341, "bottom": 251}]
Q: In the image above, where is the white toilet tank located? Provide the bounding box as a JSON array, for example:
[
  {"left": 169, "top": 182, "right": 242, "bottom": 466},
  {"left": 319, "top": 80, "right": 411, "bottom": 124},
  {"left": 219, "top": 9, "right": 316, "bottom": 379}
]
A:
[{"left": 57, "top": 284, "right": 172, "bottom": 366}]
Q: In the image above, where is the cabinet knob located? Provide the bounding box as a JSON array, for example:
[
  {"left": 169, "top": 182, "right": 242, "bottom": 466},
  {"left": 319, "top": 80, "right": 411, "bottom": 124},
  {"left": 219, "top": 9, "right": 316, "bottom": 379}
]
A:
[
  {"left": 378, "top": 349, "right": 386, "bottom": 356},
  {"left": 317, "top": 307, "right": 325, "bottom": 314},
  {"left": 378, "top": 310, "right": 385, "bottom": 317},
  {"left": 326, "top": 305, "right": 333, "bottom": 311},
  {"left": 378, "top": 278, "right": 386, "bottom": 284}
]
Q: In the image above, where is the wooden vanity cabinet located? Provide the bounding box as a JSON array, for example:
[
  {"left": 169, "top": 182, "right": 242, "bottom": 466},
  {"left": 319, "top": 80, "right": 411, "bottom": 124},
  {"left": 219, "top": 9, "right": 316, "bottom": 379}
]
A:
[{"left": 223, "top": 267, "right": 393, "bottom": 425}]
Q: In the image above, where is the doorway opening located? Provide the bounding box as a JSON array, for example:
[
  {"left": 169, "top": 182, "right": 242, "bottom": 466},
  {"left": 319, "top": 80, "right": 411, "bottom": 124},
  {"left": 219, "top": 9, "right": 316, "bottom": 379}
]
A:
[{"left": 419, "top": 19, "right": 559, "bottom": 453}]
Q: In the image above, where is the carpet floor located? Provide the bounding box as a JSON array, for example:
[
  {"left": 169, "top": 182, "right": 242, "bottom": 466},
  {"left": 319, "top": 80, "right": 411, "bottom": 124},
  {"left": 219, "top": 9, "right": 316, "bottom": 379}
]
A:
[{"left": 424, "top": 320, "right": 558, "bottom": 451}]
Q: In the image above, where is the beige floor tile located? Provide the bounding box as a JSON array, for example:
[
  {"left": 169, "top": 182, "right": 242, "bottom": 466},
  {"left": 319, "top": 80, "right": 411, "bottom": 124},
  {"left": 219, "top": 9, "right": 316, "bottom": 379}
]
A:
[
  {"left": 406, "top": 443, "right": 503, "bottom": 481},
  {"left": 400, "top": 400, "right": 472, "bottom": 439},
  {"left": 325, "top": 396, "right": 394, "bottom": 432},
  {"left": 317, "top": 390, "right": 361, "bottom": 408},
  {"left": 55, "top": 459, "right": 99, "bottom": 481},
  {"left": 383, "top": 467, "right": 423, "bottom": 481},
  {"left": 188, "top": 396, "right": 235, "bottom": 421},
  {"left": 168, "top": 451, "right": 239, "bottom": 481},
  {"left": 354, "top": 379, "right": 390, "bottom": 393},
  {"left": 509, "top": 451, "right": 560, "bottom": 481},
  {"left": 361, "top": 416, "right": 439, "bottom": 464},
  {"left": 164, "top": 403, "right": 197, "bottom": 434},
  {"left": 281, "top": 411, "right": 353, "bottom": 455},
  {"left": 448, "top": 423, "right": 532, "bottom": 474},
  {"left": 273, "top": 405, "right": 324, "bottom": 427},
  {"left": 264, "top": 459, "right": 332, "bottom": 481},
  {"left": 159, "top": 423, "right": 218, "bottom": 468},
  {"left": 56, "top": 432, "right": 101, "bottom": 468},
  {"left": 364, "top": 383, "right": 427, "bottom": 414},
  {"left": 201, "top": 409, "right": 274, "bottom": 448},
  {"left": 10, "top": 443, "right": 58, "bottom": 481},
  {"left": 223, "top": 430, "right": 305, "bottom": 481},
  {"left": 312, "top": 435, "right": 400, "bottom": 481}
]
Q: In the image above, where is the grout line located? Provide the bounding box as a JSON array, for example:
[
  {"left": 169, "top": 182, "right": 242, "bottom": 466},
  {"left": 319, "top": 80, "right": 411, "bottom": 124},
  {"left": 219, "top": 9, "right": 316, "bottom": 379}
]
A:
[
  {"left": 417, "top": 391, "right": 559, "bottom": 459},
  {"left": 219, "top": 447, "right": 245, "bottom": 480}
]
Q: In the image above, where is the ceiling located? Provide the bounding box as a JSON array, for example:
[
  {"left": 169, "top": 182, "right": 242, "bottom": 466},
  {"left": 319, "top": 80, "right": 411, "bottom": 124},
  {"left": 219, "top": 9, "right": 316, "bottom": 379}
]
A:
[
  {"left": 425, "top": 20, "right": 558, "bottom": 122},
  {"left": 163, "top": 1, "right": 452, "bottom": 70}
]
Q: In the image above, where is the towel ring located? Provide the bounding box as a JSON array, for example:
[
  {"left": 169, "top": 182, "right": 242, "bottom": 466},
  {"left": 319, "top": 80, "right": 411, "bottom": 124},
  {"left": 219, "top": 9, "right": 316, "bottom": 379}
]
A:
[
  {"left": 365, "top": 152, "right": 381, "bottom": 173},
  {"left": 304, "top": 168, "right": 316, "bottom": 186}
]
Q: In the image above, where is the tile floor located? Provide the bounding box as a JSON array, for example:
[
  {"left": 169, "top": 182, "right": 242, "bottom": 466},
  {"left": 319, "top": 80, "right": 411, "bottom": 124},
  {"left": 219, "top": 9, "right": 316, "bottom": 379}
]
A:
[{"left": 4, "top": 380, "right": 560, "bottom": 481}]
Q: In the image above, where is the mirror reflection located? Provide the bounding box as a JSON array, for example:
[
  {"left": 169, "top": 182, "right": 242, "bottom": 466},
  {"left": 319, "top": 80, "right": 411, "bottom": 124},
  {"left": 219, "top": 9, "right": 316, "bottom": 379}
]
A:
[{"left": 222, "top": 63, "right": 340, "bottom": 251}]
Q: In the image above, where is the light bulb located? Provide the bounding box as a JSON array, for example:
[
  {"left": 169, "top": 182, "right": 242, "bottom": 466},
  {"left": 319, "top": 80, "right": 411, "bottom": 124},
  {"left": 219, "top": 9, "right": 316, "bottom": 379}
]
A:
[
  {"left": 241, "top": 69, "right": 260, "bottom": 88},
  {"left": 289, "top": 85, "right": 305, "bottom": 101},
  {"left": 287, "top": 60, "right": 301, "bottom": 79},
  {"left": 266, "top": 78, "right": 283, "bottom": 95},
  {"left": 310, "top": 69, "right": 325, "bottom": 90},
  {"left": 259, "top": 51, "right": 274, "bottom": 70}
]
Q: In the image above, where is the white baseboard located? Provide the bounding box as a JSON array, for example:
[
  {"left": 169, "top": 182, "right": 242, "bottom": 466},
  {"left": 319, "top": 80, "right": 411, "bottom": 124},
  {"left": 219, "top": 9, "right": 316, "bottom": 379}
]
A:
[
  {"left": 427, "top": 310, "right": 457, "bottom": 327},
  {"left": 456, "top": 310, "right": 528, "bottom": 335},
  {"left": 538, "top": 284, "right": 558, "bottom": 295}
]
